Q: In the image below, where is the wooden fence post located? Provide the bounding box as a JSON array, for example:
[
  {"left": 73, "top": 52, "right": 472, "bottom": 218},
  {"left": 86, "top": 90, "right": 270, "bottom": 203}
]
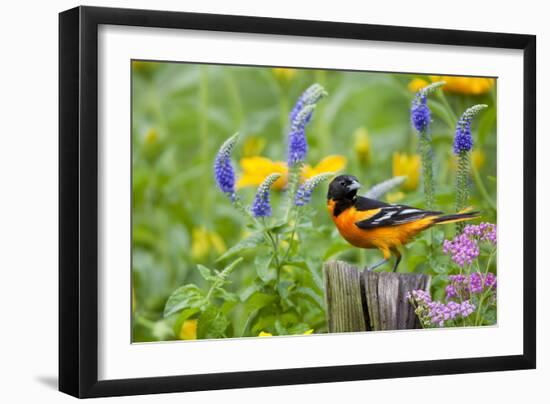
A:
[{"left": 323, "top": 260, "right": 431, "bottom": 333}]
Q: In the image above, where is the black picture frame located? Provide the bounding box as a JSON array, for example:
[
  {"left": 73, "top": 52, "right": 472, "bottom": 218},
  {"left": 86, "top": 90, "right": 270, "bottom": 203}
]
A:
[{"left": 59, "top": 5, "right": 536, "bottom": 398}]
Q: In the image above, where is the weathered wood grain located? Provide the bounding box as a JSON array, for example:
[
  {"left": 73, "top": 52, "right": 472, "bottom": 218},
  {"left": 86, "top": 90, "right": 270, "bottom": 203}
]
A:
[
  {"left": 323, "top": 260, "right": 367, "bottom": 332},
  {"left": 323, "top": 260, "right": 431, "bottom": 332}
]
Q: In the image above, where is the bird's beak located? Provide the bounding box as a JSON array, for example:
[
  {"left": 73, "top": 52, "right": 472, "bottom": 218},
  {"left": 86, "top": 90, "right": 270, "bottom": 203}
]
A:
[{"left": 348, "top": 180, "right": 361, "bottom": 191}]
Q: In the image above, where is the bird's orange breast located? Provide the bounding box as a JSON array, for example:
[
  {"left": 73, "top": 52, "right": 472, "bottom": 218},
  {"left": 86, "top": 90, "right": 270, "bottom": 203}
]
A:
[
  {"left": 327, "top": 199, "right": 435, "bottom": 251},
  {"left": 327, "top": 199, "right": 381, "bottom": 249}
]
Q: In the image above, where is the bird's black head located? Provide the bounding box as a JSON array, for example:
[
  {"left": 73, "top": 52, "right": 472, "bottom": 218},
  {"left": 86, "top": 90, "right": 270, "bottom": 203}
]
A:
[{"left": 327, "top": 175, "right": 361, "bottom": 201}]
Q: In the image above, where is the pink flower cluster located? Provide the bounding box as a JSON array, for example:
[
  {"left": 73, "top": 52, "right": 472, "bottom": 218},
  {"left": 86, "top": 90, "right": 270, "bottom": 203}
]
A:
[
  {"left": 443, "top": 222, "right": 497, "bottom": 267},
  {"left": 407, "top": 289, "right": 476, "bottom": 327},
  {"left": 463, "top": 222, "right": 497, "bottom": 245},
  {"left": 443, "top": 234, "right": 479, "bottom": 267},
  {"left": 445, "top": 272, "right": 497, "bottom": 299}
]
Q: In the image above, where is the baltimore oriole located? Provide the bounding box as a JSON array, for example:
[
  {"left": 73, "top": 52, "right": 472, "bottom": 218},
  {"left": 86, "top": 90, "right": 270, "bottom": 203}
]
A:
[{"left": 327, "top": 175, "right": 479, "bottom": 272}]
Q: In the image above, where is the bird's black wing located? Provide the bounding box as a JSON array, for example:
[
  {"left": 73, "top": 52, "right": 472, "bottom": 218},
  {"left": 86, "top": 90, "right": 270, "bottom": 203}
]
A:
[
  {"left": 354, "top": 196, "right": 391, "bottom": 211},
  {"left": 354, "top": 196, "right": 442, "bottom": 229}
]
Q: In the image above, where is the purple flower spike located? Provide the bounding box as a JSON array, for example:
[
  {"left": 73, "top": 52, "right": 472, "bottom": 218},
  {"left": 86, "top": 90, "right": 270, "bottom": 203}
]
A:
[
  {"left": 453, "top": 120, "right": 473, "bottom": 154},
  {"left": 214, "top": 133, "right": 239, "bottom": 199},
  {"left": 287, "top": 84, "right": 327, "bottom": 166},
  {"left": 295, "top": 173, "right": 333, "bottom": 206},
  {"left": 251, "top": 173, "right": 281, "bottom": 217},
  {"left": 453, "top": 104, "right": 488, "bottom": 155},
  {"left": 289, "top": 83, "right": 327, "bottom": 123},
  {"left": 287, "top": 105, "right": 313, "bottom": 166},
  {"left": 411, "top": 94, "right": 431, "bottom": 132},
  {"left": 410, "top": 81, "right": 445, "bottom": 134}
]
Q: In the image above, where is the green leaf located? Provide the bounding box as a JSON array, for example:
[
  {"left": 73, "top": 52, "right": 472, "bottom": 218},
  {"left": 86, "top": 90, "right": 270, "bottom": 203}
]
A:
[
  {"left": 482, "top": 306, "right": 497, "bottom": 326},
  {"left": 274, "top": 319, "right": 287, "bottom": 336},
  {"left": 197, "top": 306, "right": 229, "bottom": 339},
  {"left": 216, "top": 232, "right": 265, "bottom": 262},
  {"left": 283, "top": 260, "right": 309, "bottom": 271},
  {"left": 322, "top": 242, "right": 353, "bottom": 260},
  {"left": 277, "top": 281, "right": 295, "bottom": 310},
  {"left": 266, "top": 220, "right": 289, "bottom": 234},
  {"left": 213, "top": 288, "right": 238, "bottom": 303},
  {"left": 295, "top": 286, "right": 325, "bottom": 310},
  {"left": 220, "top": 257, "right": 244, "bottom": 277},
  {"left": 238, "top": 284, "right": 260, "bottom": 302},
  {"left": 197, "top": 264, "right": 214, "bottom": 281},
  {"left": 238, "top": 291, "right": 277, "bottom": 337},
  {"left": 163, "top": 284, "right": 206, "bottom": 317},
  {"left": 243, "top": 291, "right": 276, "bottom": 310},
  {"left": 255, "top": 254, "right": 275, "bottom": 283}
]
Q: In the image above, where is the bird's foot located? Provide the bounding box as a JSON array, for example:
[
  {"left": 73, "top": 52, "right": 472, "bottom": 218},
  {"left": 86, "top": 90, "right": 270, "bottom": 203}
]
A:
[{"left": 366, "top": 258, "right": 389, "bottom": 272}]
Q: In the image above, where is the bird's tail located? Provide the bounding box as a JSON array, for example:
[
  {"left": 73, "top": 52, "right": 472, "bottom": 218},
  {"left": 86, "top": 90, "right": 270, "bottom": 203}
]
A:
[{"left": 434, "top": 208, "right": 480, "bottom": 225}]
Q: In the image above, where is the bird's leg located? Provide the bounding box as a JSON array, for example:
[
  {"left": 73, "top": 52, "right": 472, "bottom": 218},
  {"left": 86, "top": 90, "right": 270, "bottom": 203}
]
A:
[
  {"left": 366, "top": 258, "right": 389, "bottom": 272},
  {"left": 391, "top": 248, "right": 402, "bottom": 272}
]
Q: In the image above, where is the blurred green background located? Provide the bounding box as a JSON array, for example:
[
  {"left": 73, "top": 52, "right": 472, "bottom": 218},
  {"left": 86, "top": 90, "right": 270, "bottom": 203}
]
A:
[{"left": 132, "top": 61, "right": 496, "bottom": 342}]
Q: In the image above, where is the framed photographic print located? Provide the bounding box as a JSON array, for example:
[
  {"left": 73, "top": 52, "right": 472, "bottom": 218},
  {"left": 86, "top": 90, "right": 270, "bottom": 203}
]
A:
[{"left": 59, "top": 5, "right": 536, "bottom": 398}]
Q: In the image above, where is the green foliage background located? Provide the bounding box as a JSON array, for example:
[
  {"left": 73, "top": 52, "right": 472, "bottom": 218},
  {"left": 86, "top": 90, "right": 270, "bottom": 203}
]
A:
[{"left": 132, "top": 61, "right": 497, "bottom": 342}]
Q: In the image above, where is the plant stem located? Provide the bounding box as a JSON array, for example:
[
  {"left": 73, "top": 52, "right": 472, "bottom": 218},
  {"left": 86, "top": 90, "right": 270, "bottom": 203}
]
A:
[
  {"left": 473, "top": 252, "right": 497, "bottom": 326},
  {"left": 284, "top": 163, "right": 302, "bottom": 221},
  {"left": 419, "top": 132, "right": 435, "bottom": 210},
  {"left": 474, "top": 287, "right": 494, "bottom": 326},
  {"left": 135, "top": 315, "right": 156, "bottom": 330},
  {"left": 485, "top": 250, "right": 496, "bottom": 278},
  {"left": 261, "top": 219, "right": 280, "bottom": 268},
  {"left": 455, "top": 150, "right": 471, "bottom": 234},
  {"left": 282, "top": 209, "right": 300, "bottom": 264},
  {"left": 419, "top": 132, "right": 435, "bottom": 251}
]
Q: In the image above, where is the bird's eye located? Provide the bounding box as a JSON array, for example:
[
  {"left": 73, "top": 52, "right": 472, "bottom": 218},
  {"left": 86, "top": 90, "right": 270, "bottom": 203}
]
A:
[{"left": 340, "top": 181, "right": 346, "bottom": 186}]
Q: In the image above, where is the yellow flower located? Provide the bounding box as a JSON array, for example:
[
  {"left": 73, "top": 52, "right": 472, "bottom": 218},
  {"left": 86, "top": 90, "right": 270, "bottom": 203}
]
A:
[
  {"left": 237, "top": 157, "right": 288, "bottom": 190},
  {"left": 242, "top": 136, "right": 266, "bottom": 157},
  {"left": 237, "top": 155, "right": 347, "bottom": 190},
  {"left": 303, "top": 329, "right": 314, "bottom": 335},
  {"left": 191, "top": 227, "right": 226, "bottom": 260},
  {"left": 353, "top": 127, "right": 371, "bottom": 165},
  {"left": 408, "top": 78, "right": 429, "bottom": 92},
  {"left": 386, "top": 191, "right": 405, "bottom": 204},
  {"left": 302, "top": 155, "right": 348, "bottom": 179},
  {"left": 392, "top": 153, "right": 421, "bottom": 192},
  {"left": 430, "top": 76, "right": 495, "bottom": 95},
  {"left": 272, "top": 68, "right": 297, "bottom": 81},
  {"left": 179, "top": 319, "right": 198, "bottom": 340}
]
